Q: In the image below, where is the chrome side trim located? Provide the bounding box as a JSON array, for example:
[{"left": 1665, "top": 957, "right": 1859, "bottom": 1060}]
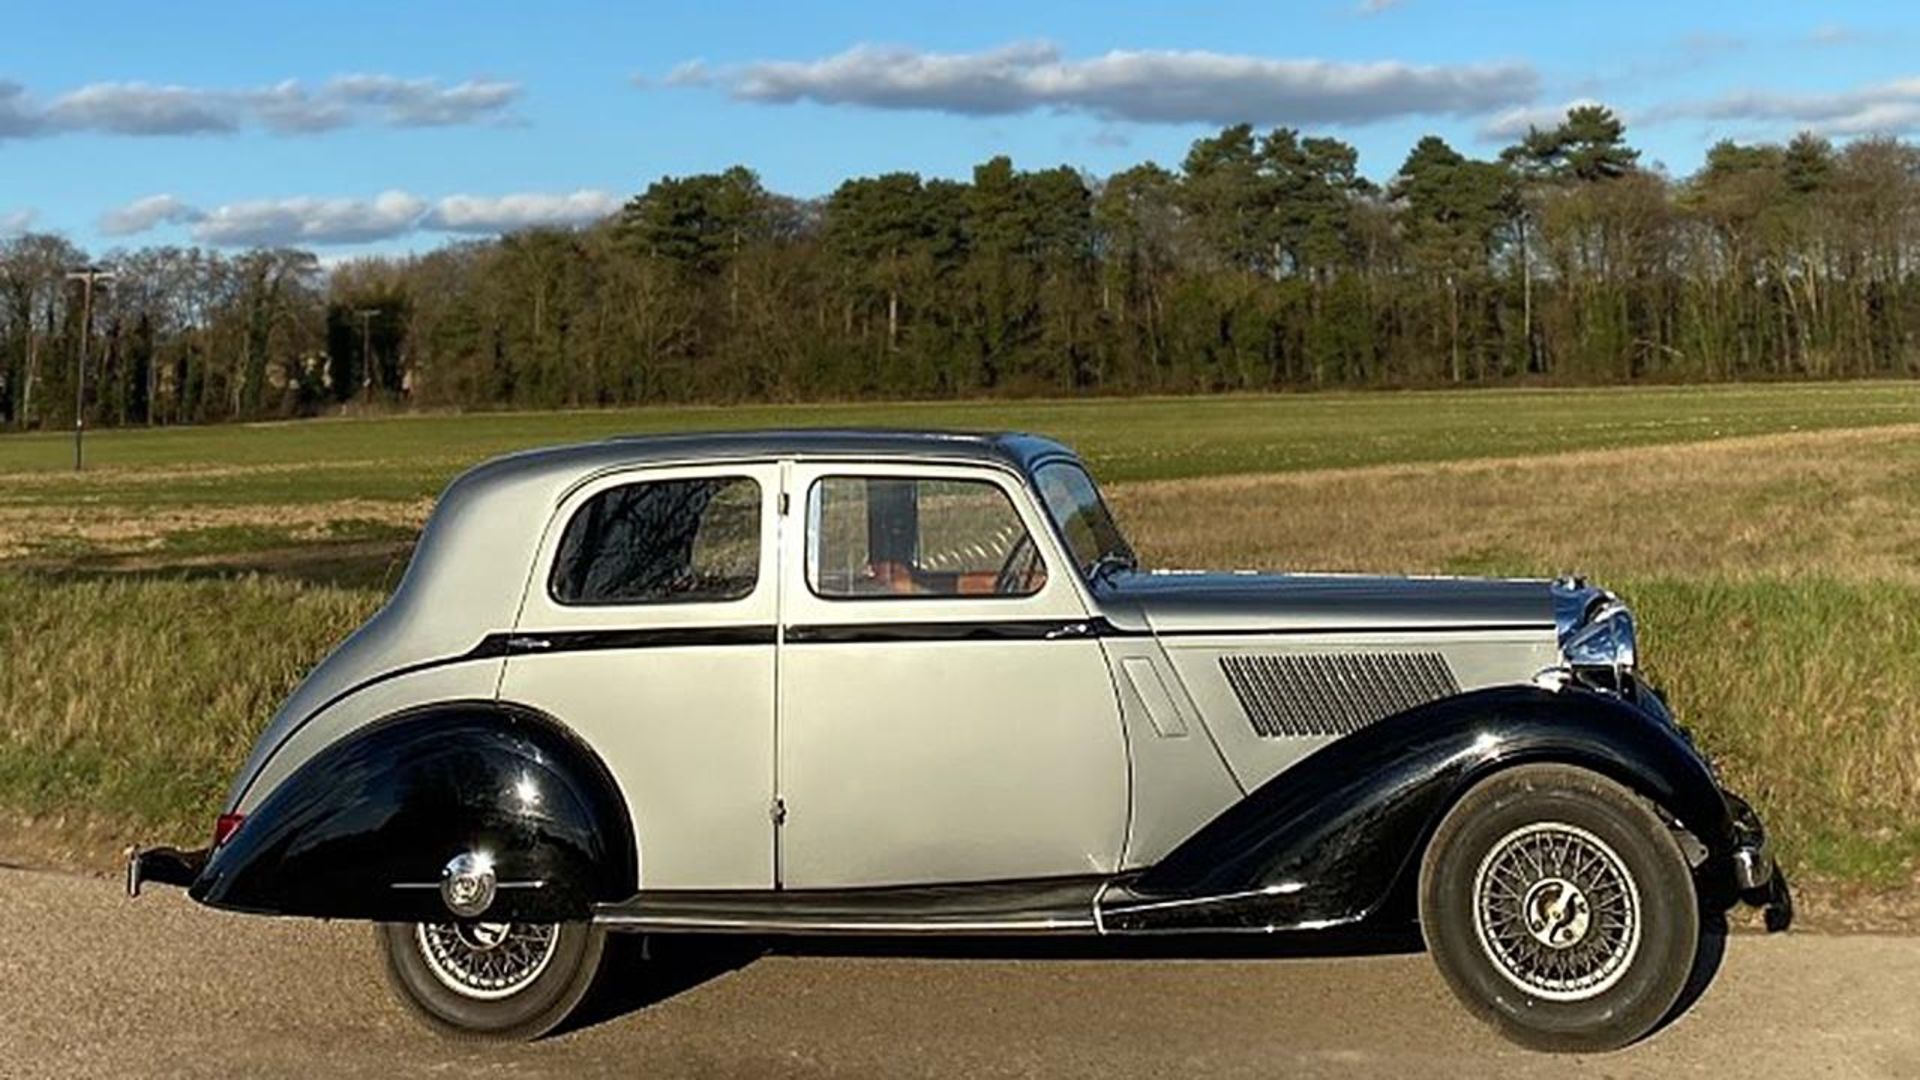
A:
[
  {"left": 592, "top": 912, "right": 1097, "bottom": 935},
  {"left": 389, "top": 880, "right": 547, "bottom": 890}
]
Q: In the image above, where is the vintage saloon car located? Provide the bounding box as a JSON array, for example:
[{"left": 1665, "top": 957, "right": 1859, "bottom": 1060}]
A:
[{"left": 130, "top": 430, "right": 1788, "bottom": 1051}]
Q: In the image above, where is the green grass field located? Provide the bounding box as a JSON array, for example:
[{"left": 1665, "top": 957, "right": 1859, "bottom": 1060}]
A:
[
  {"left": 3, "top": 381, "right": 1918, "bottom": 910},
  {"left": 4, "top": 381, "right": 1919, "bottom": 506}
]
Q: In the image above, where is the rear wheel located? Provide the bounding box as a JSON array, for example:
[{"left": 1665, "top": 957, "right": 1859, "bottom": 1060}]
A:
[
  {"left": 377, "top": 920, "right": 606, "bottom": 1041},
  {"left": 1418, "top": 764, "right": 1700, "bottom": 1053}
]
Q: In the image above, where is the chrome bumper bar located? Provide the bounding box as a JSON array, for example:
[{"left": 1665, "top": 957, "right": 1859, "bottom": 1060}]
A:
[{"left": 126, "top": 845, "right": 208, "bottom": 898}]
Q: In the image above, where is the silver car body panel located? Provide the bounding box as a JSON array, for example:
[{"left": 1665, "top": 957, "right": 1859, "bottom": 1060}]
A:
[
  {"left": 223, "top": 429, "right": 1564, "bottom": 897},
  {"left": 776, "top": 460, "right": 1129, "bottom": 889},
  {"left": 501, "top": 461, "right": 786, "bottom": 891}
]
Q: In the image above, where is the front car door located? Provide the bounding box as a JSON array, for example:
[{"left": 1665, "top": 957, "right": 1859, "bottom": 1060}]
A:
[
  {"left": 501, "top": 461, "right": 782, "bottom": 891},
  {"left": 776, "top": 460, "right": 1129, "bottom": 888}
]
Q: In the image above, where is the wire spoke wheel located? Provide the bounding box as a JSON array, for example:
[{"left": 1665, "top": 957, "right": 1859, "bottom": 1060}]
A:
[
  {"left": 414, "top": 921, "right": 561, "bottom": 1001},
  {"left": 1472, "top": 821, "right": 1641, "bottom": 1002}
]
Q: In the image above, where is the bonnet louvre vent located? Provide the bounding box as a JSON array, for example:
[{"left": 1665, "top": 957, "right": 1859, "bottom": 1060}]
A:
[{"left": 1220, "top": 652, "right": 1458, "bottom": 738}]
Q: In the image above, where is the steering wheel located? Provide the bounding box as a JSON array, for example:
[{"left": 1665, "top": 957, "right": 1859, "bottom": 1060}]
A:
[{"left": 993, "top": 534, "right": 1041, "bottom": 594}]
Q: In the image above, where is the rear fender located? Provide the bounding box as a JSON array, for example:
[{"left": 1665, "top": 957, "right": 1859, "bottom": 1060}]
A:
[{"left": 189, "top": 702, "right": 635, "bottom": 922}]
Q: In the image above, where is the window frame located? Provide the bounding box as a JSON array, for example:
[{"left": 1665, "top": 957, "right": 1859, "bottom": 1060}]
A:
[
  {"left": 1029, "top": 457, "right": 1136, "bottom": 581},
  {"left": 802, "top": 471, "right": 1050, "bottom": 603},
  {"left": 545, "top": 471, "right": 765, "bottom": 609}
]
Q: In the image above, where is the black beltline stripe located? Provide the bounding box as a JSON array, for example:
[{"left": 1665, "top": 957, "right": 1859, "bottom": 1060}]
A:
[
  {"left": 300, "top": 616, "right": 1550, "bottom": 722},
  {"left": 257, "top": 615, "right": 1550, "bottom": 805}
]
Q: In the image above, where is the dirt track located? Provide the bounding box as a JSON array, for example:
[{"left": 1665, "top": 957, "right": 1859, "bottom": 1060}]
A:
[{"left": 2, "top": 867, "right": 1916, "bottom": 1078}]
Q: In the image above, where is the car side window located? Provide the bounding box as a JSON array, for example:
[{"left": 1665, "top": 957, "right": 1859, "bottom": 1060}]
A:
[
  {"left": 808, "top": 476, "right": 1047, "bottom": 599},
  {"left": 550, "top": 476, "right": 760, "bottom": 605}
]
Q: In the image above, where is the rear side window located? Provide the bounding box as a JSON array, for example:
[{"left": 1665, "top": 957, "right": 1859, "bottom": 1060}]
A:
[
  {"left": 808, "top": 475, "right": 1046, "bottom": 598},
  {"left": 550, "top": 476, "right": 760, "bottom": 605}
]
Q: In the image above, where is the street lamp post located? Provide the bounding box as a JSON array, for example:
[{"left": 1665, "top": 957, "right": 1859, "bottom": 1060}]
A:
[
  {"left": 65, "top": 266, "right": 115, "bottom": 472},
  {"left": 355, "top": 308, "right": 379, "bottom": 405}
]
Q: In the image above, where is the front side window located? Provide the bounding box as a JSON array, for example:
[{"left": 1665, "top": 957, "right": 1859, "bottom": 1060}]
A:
[
  {"left": 550, "top": 476, "right": 760, "bottom": 605},
  {"left": 1033, "top": 461, "right": 1135, "bottom": 579},
  {"left": 808, "top": 476, "right": 1047, "bottom": 598}
]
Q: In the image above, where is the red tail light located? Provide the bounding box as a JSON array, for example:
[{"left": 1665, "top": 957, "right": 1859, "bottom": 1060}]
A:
[{"left": 213, "top": 813, "right": 246, "bottom": 847}]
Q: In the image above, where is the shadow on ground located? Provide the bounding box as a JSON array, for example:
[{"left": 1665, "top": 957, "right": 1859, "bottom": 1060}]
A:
[{"left": 558, "top": 926, "right": 1429, "bottom": 1038}]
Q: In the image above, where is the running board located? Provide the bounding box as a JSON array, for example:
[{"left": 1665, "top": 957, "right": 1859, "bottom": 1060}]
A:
[{"left": 594, "top": 877, "right": 1104, "bottom": 935}]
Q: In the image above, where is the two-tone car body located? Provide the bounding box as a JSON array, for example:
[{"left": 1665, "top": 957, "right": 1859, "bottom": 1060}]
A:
[{"left": 131, "top": 430, "right": 1788, "bottom": 1049}]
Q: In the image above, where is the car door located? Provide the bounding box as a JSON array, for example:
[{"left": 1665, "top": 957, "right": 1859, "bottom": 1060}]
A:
[
  {"left": 776, "top": 460, "right": 1129, "bottom": 888},
  {"left": 500, "top": 461, "right": 782, "bottom": 891}
]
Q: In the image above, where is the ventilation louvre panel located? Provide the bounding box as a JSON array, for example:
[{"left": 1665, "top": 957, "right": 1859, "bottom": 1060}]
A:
[{"left": 1219, "top": 651, "right": 1459, "bottom": 738}]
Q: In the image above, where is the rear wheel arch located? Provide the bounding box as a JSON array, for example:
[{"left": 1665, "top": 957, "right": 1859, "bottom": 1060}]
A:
[{"left": 193, "top": 699, "right": 637, "bottom": 921}]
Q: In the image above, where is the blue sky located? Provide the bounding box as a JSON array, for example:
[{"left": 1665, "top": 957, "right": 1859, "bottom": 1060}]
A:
[{"left": 4, "top": 0, "right": 1917, "bottom": 257}]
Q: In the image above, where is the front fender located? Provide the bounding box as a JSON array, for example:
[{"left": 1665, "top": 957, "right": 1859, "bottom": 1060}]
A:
[
  {"left": 1106, "top": 684, "right": 1731, "bottom": 931},
  {"left": 189, "top": 703, "right": 635, "bottom": 922}
]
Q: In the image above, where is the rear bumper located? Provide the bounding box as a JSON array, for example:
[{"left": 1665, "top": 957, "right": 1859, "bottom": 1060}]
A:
[{"left": 126, "top": 845, "right": 209, "bottom": 898}]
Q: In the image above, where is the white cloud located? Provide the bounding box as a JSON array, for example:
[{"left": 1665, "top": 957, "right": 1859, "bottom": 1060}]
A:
[
  {"left": 46, "top": 82, "right": 237, "bottom": 135},
  {"left": 0, "top": 75, "right": 521, "bottom": 138},
  {"left": 1809, "top": 24, "right": 1860, "bottom": 46},
  {"left": 245, "top": 80, "right": 352, "bottom": 134},
  {"left": 660, "top": 60, "right": 712, "bottom": 88},
  {"left": 99, "top": 188, "right": 619, "bottom": 247},
  {"left": 670, "top": 40, "right": 1538, "bottom": 127},
  {"left": 325, "top": 74, "right": 521, "bottom": 127},
  {"left": 1476, "top": 99, "right": 1607, "bottom": 142},
  {"left": 191, "top": 191, "right": 430, "bottom": 246},
  {"left": 99, "top": 194, "right": 206, "bottom": 237},
  {"left": 1665, "top": 79, "right": 1920, "bottom": 137},
  {"left": 0, "top": 208, "right": 35, "bottom": 235},
  {"left": 425, "top": 190, "right": 621, "bottom": 233},
  {"left": 0, "top": 80, "right": 44, "bottom": 137}
]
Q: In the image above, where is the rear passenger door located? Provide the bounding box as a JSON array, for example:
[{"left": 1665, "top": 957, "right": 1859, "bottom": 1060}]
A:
[
  {"left": 502, "top": 463, "right": 782, "bottom": 891},
  {"left": 775, "top": 462, "right": 1129, "bottom": 888}
]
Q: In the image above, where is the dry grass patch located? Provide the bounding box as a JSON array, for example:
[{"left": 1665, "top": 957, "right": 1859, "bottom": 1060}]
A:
[
  {"left": 1109, "top": 424, "right": 1920, "bottom": 584},
  {"left": 0, "top": 576, "right": 383, "bottom": 841},
  {"left": 0, "top": 499, "right": 430, "bottom": 561}
]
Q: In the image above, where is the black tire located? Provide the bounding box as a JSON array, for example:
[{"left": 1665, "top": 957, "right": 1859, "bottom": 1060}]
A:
[
  {"left": 377, "top": 920, "right": 607, "bottom": 1041},
  {"left": 1418, "top": 763, "right": 1700, "bottom": 1053}
]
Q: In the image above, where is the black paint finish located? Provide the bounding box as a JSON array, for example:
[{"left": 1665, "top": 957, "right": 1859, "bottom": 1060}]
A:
[
  {"left": 1102, "top": 685, "right": 1733, "bottom": 933},
  {"left": 192, "top": 703, "right": 635, "bottom": 922}
]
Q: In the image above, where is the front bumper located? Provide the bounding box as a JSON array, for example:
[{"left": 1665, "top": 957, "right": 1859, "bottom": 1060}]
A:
[
  {"left": 1722, "top": 790, "right": 1793, "bottom": 932},
  {"left": 126, "top": 845, "right": 209, "bottom": 898}
]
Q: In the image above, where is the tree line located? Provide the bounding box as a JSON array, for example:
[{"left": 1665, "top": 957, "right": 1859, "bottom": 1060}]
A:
[{"left": 4, "top": 106, "right": 1919, "bottom": 430}]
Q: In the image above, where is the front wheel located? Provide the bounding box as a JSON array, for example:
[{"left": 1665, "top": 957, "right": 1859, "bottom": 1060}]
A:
[
  {"left": 377, "top": 920, "right": 607, "bottom": 1040},
  {"left": 1418, "top": 764, "right": 1701, "bottom": 1053}
]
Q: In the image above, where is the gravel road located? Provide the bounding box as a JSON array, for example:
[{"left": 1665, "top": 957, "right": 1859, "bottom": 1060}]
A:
[{"left": 2, "top": 867, "right": 1915, "bottom": 1078}]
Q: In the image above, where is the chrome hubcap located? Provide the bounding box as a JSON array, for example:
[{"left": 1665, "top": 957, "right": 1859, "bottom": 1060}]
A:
[
  {"left": 415, "top": 921, "right": 559, "bottom": 1000},
  {"left": 1521, "top": 877, "right": 1591, "bottom": 948},
  {"left": 1472, "top": 822, "right": 1640, "bottom": 1001}
]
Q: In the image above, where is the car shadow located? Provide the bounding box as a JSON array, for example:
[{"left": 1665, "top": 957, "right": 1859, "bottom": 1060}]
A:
[
  {"left": 1649, "top": 910, "right": 1729, "bottom": 1041},
  {"left": 555, "top": 925, "right": 1426, "bottom": 1037},
  {"left": 556, "top": 933, "right": 767, "bottom": 1037}
]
